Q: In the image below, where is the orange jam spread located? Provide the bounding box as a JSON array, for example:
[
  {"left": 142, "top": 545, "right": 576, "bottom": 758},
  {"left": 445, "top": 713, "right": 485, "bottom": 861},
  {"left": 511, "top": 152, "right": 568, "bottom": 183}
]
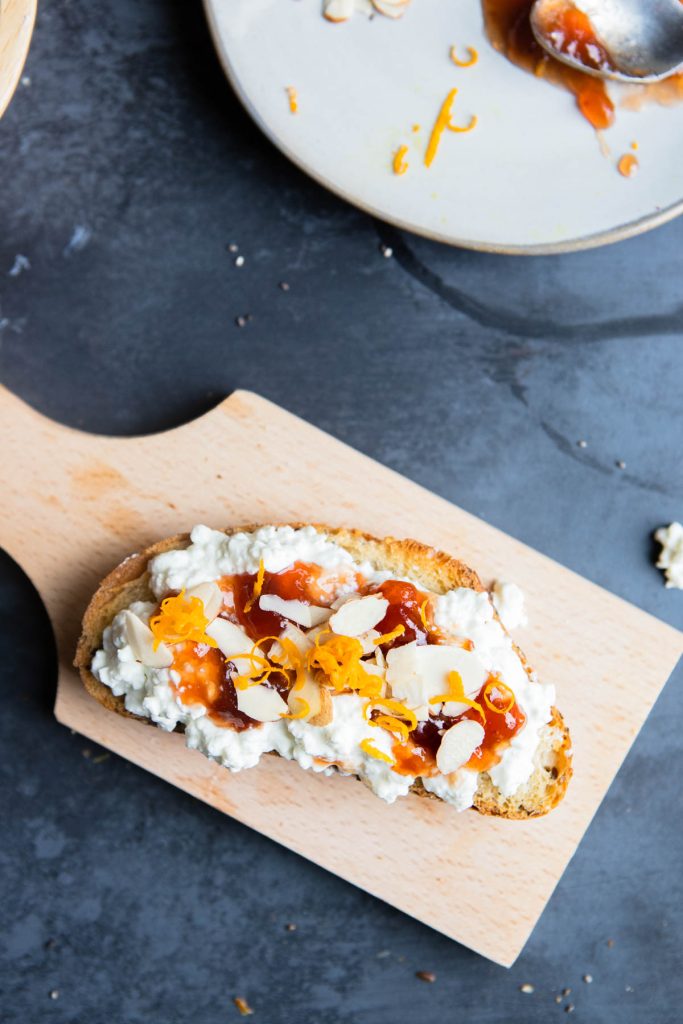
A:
[
  {"left": 221, "top": 562, "right": 359, "bottom": 642},
  {"left": 482, "top": 0, "right": 614, "bottom": 130},
  {"left": 169, "top": 642, "right": 256, "bottom": 730},
  {"left": 365, "top": 579, "right": 437, "bottom": 650}
]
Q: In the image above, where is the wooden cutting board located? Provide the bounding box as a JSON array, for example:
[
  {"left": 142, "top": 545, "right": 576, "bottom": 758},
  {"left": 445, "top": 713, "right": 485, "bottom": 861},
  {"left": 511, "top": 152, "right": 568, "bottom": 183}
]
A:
[
  {"left": 2, "top": 386, "right": 681, "bottom": 966},
  {"left": 0, "top": 0, "right": 37, "bottom": 119}
]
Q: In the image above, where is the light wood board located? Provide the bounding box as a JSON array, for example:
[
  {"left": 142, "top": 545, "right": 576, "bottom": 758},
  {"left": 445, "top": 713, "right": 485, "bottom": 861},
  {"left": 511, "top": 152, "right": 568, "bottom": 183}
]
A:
[
  {"left": 2, "top": 386, "right": 681, "bottom": 966},
  {"left": 0, "top": 0, "right": 36, "bottom": 119}
]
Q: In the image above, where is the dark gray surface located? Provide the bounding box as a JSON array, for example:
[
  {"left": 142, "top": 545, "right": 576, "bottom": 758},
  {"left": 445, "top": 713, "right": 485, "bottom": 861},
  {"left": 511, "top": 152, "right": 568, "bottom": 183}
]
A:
[{"left": 1, "top": 2, "right": 682, "bottom": 1022}]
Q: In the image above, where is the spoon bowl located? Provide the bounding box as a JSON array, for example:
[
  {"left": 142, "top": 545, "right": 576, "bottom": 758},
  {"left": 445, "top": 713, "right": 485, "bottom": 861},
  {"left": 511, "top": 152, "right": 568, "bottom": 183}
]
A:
[{"left": 531, "top": 0, "right": 683, "bottom": 84}]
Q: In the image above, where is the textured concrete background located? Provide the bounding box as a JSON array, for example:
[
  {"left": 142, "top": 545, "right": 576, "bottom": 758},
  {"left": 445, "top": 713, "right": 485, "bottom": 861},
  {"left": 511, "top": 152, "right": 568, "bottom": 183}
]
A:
[{"left": 1, "top": 2, "right": 682, "bottom": 1022}]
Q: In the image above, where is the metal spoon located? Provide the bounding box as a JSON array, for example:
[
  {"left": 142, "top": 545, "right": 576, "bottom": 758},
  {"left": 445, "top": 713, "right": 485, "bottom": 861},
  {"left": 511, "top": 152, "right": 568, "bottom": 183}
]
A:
[{"left": 531, "top": 0, "right": 683, "bottom": 83}]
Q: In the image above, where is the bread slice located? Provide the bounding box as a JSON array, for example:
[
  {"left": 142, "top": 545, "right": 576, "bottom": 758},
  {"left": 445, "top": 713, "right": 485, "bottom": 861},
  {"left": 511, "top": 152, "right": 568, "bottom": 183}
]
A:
[{"left": 75, "top": 524, "right": 572, "bottom": 818}]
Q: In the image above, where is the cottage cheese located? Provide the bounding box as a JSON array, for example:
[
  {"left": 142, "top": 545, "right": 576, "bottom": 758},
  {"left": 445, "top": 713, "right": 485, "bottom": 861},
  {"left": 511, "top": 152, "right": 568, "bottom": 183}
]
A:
[
  {"left": 92, "top": 526, "right": 556, "bottom": 809},
  {"left": 655, "top": 522, "right": 683, "bottom": 590},
  {"left": 491, "top": 580, "right": 528, "bottom": 631}
]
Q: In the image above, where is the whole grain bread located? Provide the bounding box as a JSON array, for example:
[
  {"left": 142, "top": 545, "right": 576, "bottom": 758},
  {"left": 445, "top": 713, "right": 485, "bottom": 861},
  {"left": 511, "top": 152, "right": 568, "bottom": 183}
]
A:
[{"left": 75, "top": 524, "right": 572, "bottom": 818}]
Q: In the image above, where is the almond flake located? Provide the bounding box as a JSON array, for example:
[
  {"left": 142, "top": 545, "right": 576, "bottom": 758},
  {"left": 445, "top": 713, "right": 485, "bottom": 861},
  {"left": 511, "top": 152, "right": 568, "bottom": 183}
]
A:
[
  {"left": 184, "top": 581, "right": 223, "bottom": 622},
  {"left": 237, "top": 684, "right": 288, "bottom": 722},
  {"left": 205, "top": 618, "right": 259, "bottom": 674},
  {"left": 259, "top": 594, "right": 331, "bottom": 628},
  {"left": 121, "top": 610, "right": 173, "bottom": 668},
  {"left": 329, "top": 595, "right": 389, "bottom": 637},
  {"left": 436, "top": 719, "right": 485, "bottom": 774},
  {"left": 386, "top": 642, "right": 487, "bottom": 713}
]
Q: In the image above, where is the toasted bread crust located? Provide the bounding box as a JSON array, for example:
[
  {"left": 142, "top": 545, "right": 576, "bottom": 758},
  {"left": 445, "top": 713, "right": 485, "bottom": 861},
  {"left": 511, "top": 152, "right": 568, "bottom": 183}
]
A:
[{"left": 75, "top": 524, "right": 572, "bottom": 817}]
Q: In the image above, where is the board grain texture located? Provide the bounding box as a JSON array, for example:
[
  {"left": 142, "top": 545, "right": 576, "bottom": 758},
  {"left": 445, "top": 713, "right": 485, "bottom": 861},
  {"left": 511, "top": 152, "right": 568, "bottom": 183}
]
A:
[{"left": 2, "top": 385, "right": 681, "bottom": 966}]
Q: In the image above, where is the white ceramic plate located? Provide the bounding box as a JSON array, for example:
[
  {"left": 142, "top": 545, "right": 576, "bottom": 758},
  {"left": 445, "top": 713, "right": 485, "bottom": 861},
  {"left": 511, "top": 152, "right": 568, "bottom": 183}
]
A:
[{"left": 204, "top": 0, "right": 683, "bottom": 254}]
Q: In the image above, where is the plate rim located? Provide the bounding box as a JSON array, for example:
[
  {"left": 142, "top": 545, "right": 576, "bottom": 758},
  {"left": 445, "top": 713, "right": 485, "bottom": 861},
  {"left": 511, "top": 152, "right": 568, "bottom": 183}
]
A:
[{"left": 203, "top": 0, "right": 683, "bottom": 256}]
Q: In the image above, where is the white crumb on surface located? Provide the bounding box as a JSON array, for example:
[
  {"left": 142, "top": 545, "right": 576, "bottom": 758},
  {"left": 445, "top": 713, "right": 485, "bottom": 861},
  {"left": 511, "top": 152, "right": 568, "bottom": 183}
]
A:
[
  {"left": 491, "top": 580, "right": 528, "bottom": 630},
  {"left": 63, "top": 225, "right": 92, "bottom": 257},
  {"left": 8, "top": 255, "right": 30, "bottom": 277},
  {"left": 655, "top": 522, "right": 683, "bottom": 589}
]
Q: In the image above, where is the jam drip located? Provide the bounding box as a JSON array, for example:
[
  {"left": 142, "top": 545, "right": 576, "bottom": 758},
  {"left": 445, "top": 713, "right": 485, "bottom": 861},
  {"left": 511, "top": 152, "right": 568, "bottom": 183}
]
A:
[{"left": 482, "top": 0, "right": 615, "bottom": 129}]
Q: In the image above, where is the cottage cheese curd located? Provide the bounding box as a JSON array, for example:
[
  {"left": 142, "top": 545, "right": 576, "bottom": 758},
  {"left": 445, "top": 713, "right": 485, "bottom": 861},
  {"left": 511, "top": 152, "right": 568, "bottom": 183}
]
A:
[{"left": 655, "top": 522, "right": 683, "bottom": 590}]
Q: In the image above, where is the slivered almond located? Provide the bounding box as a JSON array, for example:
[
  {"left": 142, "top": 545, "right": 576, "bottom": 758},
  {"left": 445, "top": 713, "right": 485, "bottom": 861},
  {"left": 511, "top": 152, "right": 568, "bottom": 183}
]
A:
[
  {"left": 323, "top": 0, "right": 356, "bottom": 21},
  {"left": 287, "top": 671, "right": 334, "bottom": 726},
  {"left": 270, "top": 623, "right": 313, "bottom": 661},
  {"left": 259, "top": 594, "right": 331, "bottom": 628},
  {"left": 436, "top": 719, "right": 485, "bottom": 774},
  {"left": 358, "top": 629, "right": 382, "bottom": 654},
  {"left": 308, "top": 685, "right": 333, "bottom": 727},
  {"left": 386, "top": 642, "right": 487, "bottom": 713},
  {"left": 121, "top": 610, "right": 173, "bottom": 668},
  {"left": 184, "top": 581, "right": 223, "bottom": 622},
  {"left": 372, "top": 0, "right": 411, "bottom": 17},
  {"left": 236, "top": 684, "right": 288, "bottom": 722},
  {"left": 329, "top": 595, "right": 388, "bottom": 637},
  {"left": 205, "top": 618, "right": 260, "bottom": 674}
]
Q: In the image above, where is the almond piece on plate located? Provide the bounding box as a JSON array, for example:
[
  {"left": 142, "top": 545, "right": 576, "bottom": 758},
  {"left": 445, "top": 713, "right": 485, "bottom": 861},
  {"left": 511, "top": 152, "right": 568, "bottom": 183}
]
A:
[
  {"left": 436, "top": 720, "right": 485, "bottom": 774},
  {"left": 372, "top": 0, "right": 411, "bottom": 18},
  {"left": 323, "top": 0, "right": 356, "bottom": 21},
  {"left": 121, "top": 610, "right": 173, "bottom": 668},
  {"left": 259, "top": 594, "right": 331, "bottom": 629},
  {"left": 237, "top": 684, "right": 288, "bottom": 722}
]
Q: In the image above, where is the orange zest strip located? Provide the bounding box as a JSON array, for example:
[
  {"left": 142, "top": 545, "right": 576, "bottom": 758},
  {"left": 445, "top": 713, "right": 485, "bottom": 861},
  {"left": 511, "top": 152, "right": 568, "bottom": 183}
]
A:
[
  {"left": 149, "top": 590, "right": 218, "bottom": 650},
  {"left": 449, "top": 113, "right": 477, "bottom": 134},
  {"left": 364, "top": 697, "right": 417, "bottom": 743},
  {"left": 374, "top": 624, "right": 405, "bottom": 646},
  {"left": 286, "top": 86, "right": 298, "bottom": 114},
  {"left": 450, "top": 45, "right": 478, "bottom": 68},
  {"left": 483, "top": 677, "right": 515, "bottom": 715},
  {"left": 243, "top": 559, "right": 266, "bottom": 614},
  {"left": 360, "top": 738, "right": 395, "bottom": 766},
  {"left": 282, "top": 696, "right": 311, "bottom": 720},
  {"left": 393, "top": 144, "right": 409, "bottom": 176},
  {"left": 419, "top": 598, "right": 431, "bottom": 631},
  {"left": 429, "top": 670, "right": 486, "bottom": 723},
  {"left": 425, "top": 89, "right": 458, "bottom": 168},
  {"left": 306, "top": 632, "right": 383, "bottom": 700},
  {"left": 424, "top": 88, "right": 477, "bottom": 168},
  {"left": 232, "top": 654, "right": 275, "bottom": 690}
]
